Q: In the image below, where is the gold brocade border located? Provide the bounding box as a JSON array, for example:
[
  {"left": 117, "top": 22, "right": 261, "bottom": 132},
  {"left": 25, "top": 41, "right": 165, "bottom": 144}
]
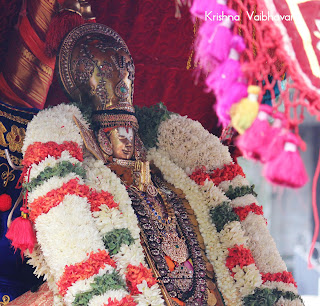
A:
[
  {"left": 20, "top": 47, "right": 52, "bottom": 76},
  {"left": 7, "top": 44, "right": 53, "bottom": 107},
  {"left": 0, "top": 149, "right": 21, "bottom": 166},
  {"left": 0, "top": 110, "right": 30, "bottom": 125}
]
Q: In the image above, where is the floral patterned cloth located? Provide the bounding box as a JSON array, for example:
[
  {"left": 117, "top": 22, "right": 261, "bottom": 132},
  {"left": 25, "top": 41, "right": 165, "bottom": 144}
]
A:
[{"left": 8, "top": 283, "right": 53, "bottom": 306}]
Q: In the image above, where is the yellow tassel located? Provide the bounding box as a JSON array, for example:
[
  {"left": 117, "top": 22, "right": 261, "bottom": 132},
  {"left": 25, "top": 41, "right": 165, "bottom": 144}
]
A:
[{"left": 230, "top": 85, "right": 260, "bottom": 134}]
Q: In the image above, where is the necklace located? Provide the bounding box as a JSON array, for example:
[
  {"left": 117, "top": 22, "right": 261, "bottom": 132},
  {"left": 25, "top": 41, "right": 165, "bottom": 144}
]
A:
[
  {"left": 147, "top": 187, "right": 189, "bottom": 264},
  {"left": 128, "top": 176, "right": 208, "bottom": 305}
]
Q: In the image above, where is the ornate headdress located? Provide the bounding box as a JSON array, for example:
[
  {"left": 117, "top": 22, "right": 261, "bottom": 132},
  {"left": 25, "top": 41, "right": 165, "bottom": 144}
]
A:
[{"left": 57, "top": 23, "right": 138, "bottom": 131}]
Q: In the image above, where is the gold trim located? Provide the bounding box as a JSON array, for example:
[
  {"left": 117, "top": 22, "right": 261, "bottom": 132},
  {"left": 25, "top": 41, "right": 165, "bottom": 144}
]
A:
[
  {"left": 0, "top": 163, "right": 15, "bottom": 187},
  {"left": 7, "top": 45, "right": 53, "bottom": 107},
  {"left": 28, "top": 0, "right": 57, "bottom": 34},
  {"left": 0, "top": 109, "right": 30, "bottom": 125},
  {"left": 0, "top": 295, "right": 10, "bottom": 306}
]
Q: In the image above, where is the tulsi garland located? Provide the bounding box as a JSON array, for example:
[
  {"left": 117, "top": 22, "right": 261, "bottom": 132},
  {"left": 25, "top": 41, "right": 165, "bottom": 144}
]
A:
[
  {"left": 148, "top": 148, "right": 246, "bottom": 305},
  {"left": 102, "top": 228, "right": 135, "bottom": 255},
  {"left": 225, "top": 185, "right": 258, "bottom": 200},
  {"left": 23, "top": 161, "right": 86, "bottom": 193},
  {"left": 72, "top": 271, "right": 126, "bottom": 306},
  {"left": 210, "top": 202, "right": 240, "bottom": 232}
]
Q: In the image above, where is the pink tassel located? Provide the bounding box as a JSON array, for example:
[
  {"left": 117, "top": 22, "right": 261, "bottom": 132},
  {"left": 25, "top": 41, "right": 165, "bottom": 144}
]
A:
[
  {"left": 215, "top": 81, "right": 247, "bottom": 127},
  {"left": 190, "top": 0, "right": 227, "bottom": 20},
  {"left": 206, "top": 8, "right": 238, "bottom": 64},
  {"left": 263, "top": 133, "right": 308, "bottom": 188},
  {"left": 195, "top": 8, "right": 237, "bottom": 68},
  {"left": 206, "top": 35, "right": 246, "bottom": 96},
  {"left": 237, "top": 104, "right": 273, "bottom": 161},
  {"left": 6, "top": 207, "right": 36, "bottom": 258},
  {"left": 261, "top": 111, "right": 286, "bottom": 163}
]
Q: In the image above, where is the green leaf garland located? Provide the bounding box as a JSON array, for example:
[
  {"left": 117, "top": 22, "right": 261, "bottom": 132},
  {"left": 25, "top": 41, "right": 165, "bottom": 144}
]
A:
[
  {"left": 102, "top": 228, "right": 135, "bottom": 255},
  {"left": 209, "top": 202, "right": 240, "bottom": 232},
  {"left": 135, "top": 102, "right": 174, "bottom": 149},
  {"left": 23, "top": 161, "right": 86, "bottom": 193},
  {"left": 72, "top": 271, "right": 126, "bottom": 306},
  {"left": 225, "top": 185, "right": 258, "bottom": 200}
]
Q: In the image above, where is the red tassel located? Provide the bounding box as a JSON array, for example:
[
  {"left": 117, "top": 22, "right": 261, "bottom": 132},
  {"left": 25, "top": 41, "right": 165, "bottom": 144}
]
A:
[
  {"left": 6, "top": 207, "right": 36, "bottom": 257},
  {"left": 263, "top": 133, "right": 308, "bottom": 188},
  {"left": 0, "top": 194, "right": 12, "bottom": 212},
  {"left": 45, "top": 10, "right": 85, "bottom": 58},
  {"left": 237, "top": 104, "right": 273, "bottom": 162}
]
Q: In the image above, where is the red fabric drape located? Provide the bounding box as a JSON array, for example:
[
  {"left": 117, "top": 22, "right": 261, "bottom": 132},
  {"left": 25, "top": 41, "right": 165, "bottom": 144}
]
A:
[
  {"left": 45, "top": 0, "right": 220, "bottom": 134},
  {"left": 0, "top": 0, "right": 220, "bottom": 133}
]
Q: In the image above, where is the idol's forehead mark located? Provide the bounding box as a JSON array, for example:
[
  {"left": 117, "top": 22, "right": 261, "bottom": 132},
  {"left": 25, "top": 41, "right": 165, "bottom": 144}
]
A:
[{"left": 116, "top": 126, "right": 134, "bottom": 141}]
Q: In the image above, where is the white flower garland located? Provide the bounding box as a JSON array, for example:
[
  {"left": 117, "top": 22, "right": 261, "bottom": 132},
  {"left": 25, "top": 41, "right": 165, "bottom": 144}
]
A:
[
  {"left": 22, "top": 104, "right": 163, "bottom": 305},
  {"left": 157, "top": 115, "right": 232, "bottom": 173},
  {"left": 155, "top": 114, "right": 301, "bottom": 304},
  {"left": 22, "top": 104, "right": 88, "bottom": 153},
  {"left": 83, "top": 156, "right": 164, "bottom": 305}
]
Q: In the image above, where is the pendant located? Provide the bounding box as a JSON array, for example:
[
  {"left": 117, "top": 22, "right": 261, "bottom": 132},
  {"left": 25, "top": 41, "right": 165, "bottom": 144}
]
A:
[
  {"left": 161, "top": 232, "right": 189, "bottom": 264},
  {"left": 170, "top": 264, "right": 193, "bottom": 292},
  {"left": 147, "top": 184, "right": 158, "bottom": 197}
]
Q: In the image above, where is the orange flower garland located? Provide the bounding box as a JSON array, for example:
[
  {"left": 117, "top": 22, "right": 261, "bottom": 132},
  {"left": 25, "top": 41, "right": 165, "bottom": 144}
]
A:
[
  {"left": 28, "top": 178, "right": 119, "bottom": 222},
  {"left": 23, "top": 141, "right": 83, "bottom": 168},
  {"left": 233, "top": 203, "right": 264, "bottom": 221},
  {"left": 126, "top": 263, "right": 157, "bottom": 295},
  {"left": 226, "top": 245, "right": 256, "bottom": 272},
  {"left": 103, "top": 296, "right": 137, "bottom": 306},
  {"left": 261, "top": 272, "right": 297, "bottom": 287},
  {"left": 57, "top": 249, "right": 116, "bottom": 296},
  {"left": 190, "top": 164, "right": 245, "bottom": 186}
]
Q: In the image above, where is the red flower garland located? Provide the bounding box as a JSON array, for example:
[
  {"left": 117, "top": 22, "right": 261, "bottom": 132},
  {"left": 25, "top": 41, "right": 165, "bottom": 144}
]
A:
[
  {"left": 57, "top": 249, "right": 116, "bottom": 296},
  {"left": 190, "top": 164, "right": 245, "bottom": 186},
  {"left": 261, "top": 271, "right": 297, "bottom": 287},
  {"left": 28, "top": 178, "right": 118, "bottom": 222},
  {"left": 89, "top": 190, "right": 118, "bottom": 212},
  {"left": 126, "top": 263, "right": 157, "bottom": 295},
  {"left": 226, "top": 245, "right": 255, "bottom": 272},
  {"left": 103, "top": 296, "right": 137, "bottom": 306},
  {"left": 23, "top": 141, "right": 83, "bottom": 168},
  {"left": 233, "top": 203, "right": 264, "bottom": 221}
]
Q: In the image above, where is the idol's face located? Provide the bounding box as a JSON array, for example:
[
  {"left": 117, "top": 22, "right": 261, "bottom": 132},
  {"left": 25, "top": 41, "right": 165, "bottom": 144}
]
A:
[{"left": 109, "top": 127, "right": 134, "bottom": 160}]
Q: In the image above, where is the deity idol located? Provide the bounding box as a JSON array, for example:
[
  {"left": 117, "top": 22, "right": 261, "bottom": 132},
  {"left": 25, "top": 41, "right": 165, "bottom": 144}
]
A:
[{"left": 10, "top": 23, "right": 302, "bottom": 306}]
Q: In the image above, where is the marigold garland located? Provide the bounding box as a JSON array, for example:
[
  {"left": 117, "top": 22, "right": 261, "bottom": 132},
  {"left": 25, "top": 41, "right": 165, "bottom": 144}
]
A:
[
  {"left": 233, "top": 203, "right": 264, "bottom": 221},
  {"left": 57, "top": 249, "right": 116, "bottom": 296},
  {"left": 261, "top": 272, "right": 297, "bottom": 287},
  {"left": 104, "top": 295, "right": 137, "bottom": 306},
  {"left": 28, "top": 178, "right": 118, "bottom": 222},
  {"left": 126, "top": 263, "right": 157, "bottom": 295},
  {"left": 226, "top": 245, "right": 256, "bottom": 271},
  {"left": 23, "top": 141, "right": 83, "bottom": 168},
  {"left": 190, "top": 164, "right": 245, "bottom": 186}
]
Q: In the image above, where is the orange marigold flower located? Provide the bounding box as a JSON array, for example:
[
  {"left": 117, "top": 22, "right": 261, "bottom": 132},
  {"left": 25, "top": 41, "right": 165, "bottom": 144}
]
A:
[{"left": 126, "top": 264, "right": 157, "bottom": 295}]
